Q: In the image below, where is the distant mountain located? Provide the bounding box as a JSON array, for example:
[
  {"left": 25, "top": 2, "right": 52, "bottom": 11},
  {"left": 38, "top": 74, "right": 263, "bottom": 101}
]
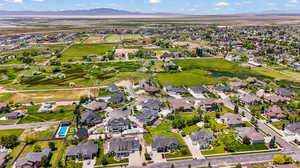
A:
[
  {"left": 0, "top": 8, "right": 181, "bottom": 16},
  {"left": 258, "top": 10, "right": 300, "bottom": 16}
]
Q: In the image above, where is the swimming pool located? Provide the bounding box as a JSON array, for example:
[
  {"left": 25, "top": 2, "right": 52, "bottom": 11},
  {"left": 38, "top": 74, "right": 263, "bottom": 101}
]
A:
[{"left": 56, "top": 126, "right": 69, "bottom": 137}]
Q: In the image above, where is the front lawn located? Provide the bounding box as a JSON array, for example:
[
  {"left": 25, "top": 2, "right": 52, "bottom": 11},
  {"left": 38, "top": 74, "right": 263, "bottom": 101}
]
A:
[{"left": 181, "top": 125, "right": 201, "bottom": 135}]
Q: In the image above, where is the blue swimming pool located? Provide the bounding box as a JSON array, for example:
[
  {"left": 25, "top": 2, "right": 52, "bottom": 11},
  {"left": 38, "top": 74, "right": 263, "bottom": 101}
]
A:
[{"left": 56, "top": 126, "right": 69, "bottom": 137}]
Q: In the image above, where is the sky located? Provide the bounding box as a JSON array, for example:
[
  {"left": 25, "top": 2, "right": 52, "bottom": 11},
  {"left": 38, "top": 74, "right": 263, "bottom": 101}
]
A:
[{"left": 0, "top": 0, "right": 299, "bottom": 15}]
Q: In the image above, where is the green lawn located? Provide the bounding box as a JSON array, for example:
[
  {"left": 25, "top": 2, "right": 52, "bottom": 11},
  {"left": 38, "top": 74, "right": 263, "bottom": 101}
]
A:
[
  {"left": 104, "top": 34, "right": 142, "bottom": 43},
  {"left": 181, "top": 125, "right": 201, "bottom": 135},
  {"left": 272, "top": 122, "right": 289, "bottom": 130},
  {"left": 0, "top": 129, "right": 24, "bottom": 137},
  {"left": 143, "top": 121, "right": 185, "bottom": 145},
  {"left": 30, "top": 125, "right": 58, "bottom": 140},
  {"left": 18, "top": 105, "right": 74, "bottom": 124},
  {"left": 175, "top": 111, "right": 198, "bottom": 121},
  {"left": 157, "top": 69, "right": 220, "bottom": 87},
  {"left": 19, "top": 140, "right": 65, "bottom": 168},
  {"left": 61, "top": 43, "right": 115, "bottom": 61},
  {"left": 0, "top": 93, "right": 14, "bottom": 103}
]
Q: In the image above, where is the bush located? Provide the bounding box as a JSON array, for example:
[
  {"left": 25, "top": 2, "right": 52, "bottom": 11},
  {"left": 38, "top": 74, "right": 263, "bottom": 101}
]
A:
[
  {"left": 0, "top": 135, "right": 18, "bottom": 149},
  {"left": 273, "top": 154, "right": 293, "bottom": 165}
]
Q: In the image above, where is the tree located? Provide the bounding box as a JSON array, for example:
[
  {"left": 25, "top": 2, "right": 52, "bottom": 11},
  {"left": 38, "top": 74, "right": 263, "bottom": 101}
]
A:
[
  {"left": 188, "top": 164, "right": 192, "bottom": 168},
  {"left": 235, "top": 163, "right": 242, "bottom": 168},
  {"left": 208, "top": 162, "right": 212, "bottom": 168},
  {"left": 269, "top": 136, "right": 276, "bottom": 148},
  {"left": 273, "top": 154, "right": 293, "bottom": 164},
  {"left": 33, "top": 144, "right": 42, "bottom": 152},
  {"left": 101, "top": 156, "right": 108, "bottom": 165},
  {"left": 48, "top": 142, "right": 56, "bottom": 151},
  {"left": 242, "top": 136, "right": 251, "bottom": 145},
  {"left": 234, "top": 104, "right": 239, "bottom": 114},
  {"left": 24, "top": 135, "right": 35, "bottom": 144},
  {"left": 171, "top": 164, "right": 175, "bottom": 168},
  {"left": 0, "top": 135, "right": 18, "bottom": 149},
  {"left": 144, "top": 152, "right": 152, "bottom": 160},
  {"left": 41, "top": 155, "right": 51, "bottom": 167}
]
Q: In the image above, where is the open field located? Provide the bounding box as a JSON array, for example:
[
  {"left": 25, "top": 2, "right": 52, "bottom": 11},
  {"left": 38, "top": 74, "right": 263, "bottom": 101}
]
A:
[
  {"left": 0, "top": 129, "right": 24, "bottom": 137},
  {"left": 83, "top": 35, "right": 105, "bottom": 43},
  {"left": 104, "top": 34, "right": 142, "bottom": 43}
]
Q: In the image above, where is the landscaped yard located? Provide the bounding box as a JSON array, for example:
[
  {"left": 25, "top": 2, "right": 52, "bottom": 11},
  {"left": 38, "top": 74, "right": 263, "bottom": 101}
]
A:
[
  {"left": 201, "top": 133, "right": 268, "bottom": 155},
  {"left": 181, "top": 125, "right": 201, "bottom": 135},
  {"left": 143, "top": 121, "right": 185, "bottom": 145},
  {"left": 19, "top": 140, "right": 65, "bottom": 168}
]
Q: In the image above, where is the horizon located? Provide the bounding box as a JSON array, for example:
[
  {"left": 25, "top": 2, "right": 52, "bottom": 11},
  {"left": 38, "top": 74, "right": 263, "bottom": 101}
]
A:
[{"left": 0, "top": 0, "right": 299, "bottom": 15}]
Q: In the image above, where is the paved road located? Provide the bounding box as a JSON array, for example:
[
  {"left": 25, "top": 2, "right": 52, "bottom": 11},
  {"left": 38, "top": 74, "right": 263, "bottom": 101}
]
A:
[
  {"left": 129, "top": 152, "right": 281, "bottom": 168},
  {"left": 0, "top": 121, "right": 60, "bottom": 130},
  {"left": 0, "top": 86, "right": 106, "bottom": 93}
]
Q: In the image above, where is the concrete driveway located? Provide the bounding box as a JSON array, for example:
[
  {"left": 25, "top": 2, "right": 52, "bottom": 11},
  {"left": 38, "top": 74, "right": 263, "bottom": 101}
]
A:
[
  {"left": 184, "top": 136, "right": 205, "bottom": 159},
  {"left": 128, "top": 151, "right": 143, "bottom": 167},
  {"left": 152, "top": 151, "right": 166, "bottom": 163},
  {"left": 82, "top": 159, "right": 95, "bottom": 168}
]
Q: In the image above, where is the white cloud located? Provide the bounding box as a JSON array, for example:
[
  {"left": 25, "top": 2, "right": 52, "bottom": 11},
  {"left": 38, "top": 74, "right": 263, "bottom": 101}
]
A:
[
  {"left": 31, "top": 0, "right": 46, "bottom": 2},
  {"left": 148, "top": 0, "right": 161, "bottom": 4},
  {"left": 215, "top": 2, "right": 229, "bottom": 7},
  {"left": 289, "top": 0, "right": 298, "bottom": 3},
  {"left": 5, "top": 0, "right": 23, "bottom": 3}
]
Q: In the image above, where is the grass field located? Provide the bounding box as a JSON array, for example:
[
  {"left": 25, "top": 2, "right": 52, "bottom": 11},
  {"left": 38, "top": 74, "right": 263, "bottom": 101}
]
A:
[
  {"left": 18, "top": 105, "right": 74, "bottom": 124},
  {"left": 61, "top": 43, "right": 115, "bottom": 61},
  {"left": 104, "top": 34, "right": 142, "bottom": 43},
  {"left": 181, "top": 125, "right": 201, "bottom": 135},
  {"left": 157, "top": 69, "right": 220, "bottom": 87},
  {"left": 0, "top": 129, "right": 24, "bottom": 137},
  {"left": 143, "top": 121, "right": 185, "bottom": 145}
]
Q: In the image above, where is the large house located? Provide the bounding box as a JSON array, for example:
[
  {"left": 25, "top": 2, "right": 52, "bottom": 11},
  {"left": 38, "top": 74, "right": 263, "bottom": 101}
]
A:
[
  {"left": 237, "top": 127, "right": 265, "bottom": 144},
  {"left": 190, "top": 129, "right": 215, "bottom": 149},
  {"left": 170, "top": 100, "right": 194, "bottom": 112},
  {"left": 190, "top": 85, "right": 210, "bottom": 95},
  {"left": 15, "top": 149, "right": 51, "bottom": 168},
  {"left": 107, "top": 118, "right": 130, "bottom": 133},
  {"left": 5, "top": 111, "right": 23, "bottom": 120},
  {"left": 265, "top": 105, "right": 286, "bottom": 120},
  {"left": 81, "top": 112, "right": 103, "bottom": 126},
  {"left": 276, "top": 88, "right": 293, "bottom": 98},
  {"left": 221, "top": 113, "right": 244, "bottom": 127},
  {"left": 108, "top": 94, "right": 127, "bottom": 104},
  {"left": 84, "top": 101, "right": 107, "bottom": 112},
  {"left": 151, "top": 135, "right": 179, "bottom": 153},
  {"left": 136, "top": 110, "right": 159, "bottom": 124},
  {"left": 286, "top": 122, "right": 300, "bottom": 136},
  {"left": 107, "top": 137, "right": 140, "bottom": 157},
  {"left": 239, "top": 94, "right": 261, "bottom": 105},
  {"left": 196, "top": 98, "right": 223, "bottom": 112},
  {"left": 264, "top": 94, "right": 289, "bottom": 104},
  {"left": 66, "top": 141, "right": 98, "bottom": 160}
]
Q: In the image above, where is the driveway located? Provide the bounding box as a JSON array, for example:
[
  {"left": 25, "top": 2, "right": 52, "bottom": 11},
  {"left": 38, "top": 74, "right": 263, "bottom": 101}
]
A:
[
  {"left": 152, "top": 151, "right": 166, "bottom": 163},
  {"left": 183, "top": 136, "right": 205, "bottom": 159},
  {"left": 82, "top": 159, "right": 96, "bottom": 168},
  {"left": 128, "top": 151, "right": 143, "bottom": 167}
]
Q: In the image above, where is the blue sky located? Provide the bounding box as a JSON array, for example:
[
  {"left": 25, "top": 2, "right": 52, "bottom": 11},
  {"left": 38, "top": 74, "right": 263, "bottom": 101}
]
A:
[{"left": 0, "top": 0, "right": 299, "bottom": 14}]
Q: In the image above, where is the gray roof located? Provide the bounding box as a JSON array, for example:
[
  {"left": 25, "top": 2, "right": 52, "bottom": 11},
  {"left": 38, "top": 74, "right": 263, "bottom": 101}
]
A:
[
  {"left": 66, "top": 141, "right": 98, "bottom": 157},
  {"left": 190, "top": 129, "right": 215, "bottom": 143},
  {"left": 75, "top": 128, "right": 89, "bottom": 140},
  {"left": 109, "top": 94, "right": 127, "bottom": 104},
  {"left": 214, "top": 84, "right": 231, "bottom": 92},
  {"left": 151, "top": 135, "right": 179, "bottom": 149},
  {"left": 107, "top": 118, "right": 130, "bottom": 127},
  {"left": 106, "top": 84, "right": 119, "bottom": 92},
  {"left": 16, "top": 149, "right": 50, "bottom": 167},
  {"left": 191, "top": 86, "right": 210, "bottom": 94},
  {"left": 286, "top": 122, "right": 300, "bottom": 135},
  {"left": 237, "top": 127, "right": 265, "bottom": 142},
  {"left": 136, "top": 110, "right": 158, "bottom": 123},
  {"left": 84, "top": 101, "right": 107, "bottom": 111},
  {"left": 276, "top": 88, "right": 293, "bottom": 98},
  {"left": 81, "top": 112, "right": 103, "bottom": 125},
  {"left": 108, "top": 137, "right": 140, "bottom": 153},
  {"left": 142, "top": 99, "right": 161, "bottom": 111}
]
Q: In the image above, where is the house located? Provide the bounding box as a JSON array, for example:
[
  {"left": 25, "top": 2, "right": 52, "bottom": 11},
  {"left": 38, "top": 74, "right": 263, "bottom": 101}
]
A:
[
  {"left": 164, "top": 85, "right": 189, "bottom": 95},
  {"left": 190, "top": 129, "right": 215, "bottom": 149},
  {"left": 81, "top": 112, "right": 103, "bottom": 126},
  {"left": 0, "top": 153, "right": 8, "bottom": 168},
  {"left": 108, "top": 94, "right": 127, "bottom": 104},
  {"left": 197, "top": 98, "right": 223, "bottom": 112},
  {"left": 15, "top": 149, "right": 51, "bottom": 168},
  {"left": 74, "top": 128, "right": 89, "bottom": 140},
  {"left": 285, "top": 122, "right": 300, "bottom": 136},
  {"left": 237, "top": 127, "right": 265, "bottom": 144},
  {"left": 276, "top": 88, "right": 293, "bottom": 98},
  {"left": 229, "top": 82, "right": 247, "bottom": 90},
  {"left": 144, "top": 86, "right": 160, "bottom": 94},
  {"left": 190, "top": 86, "right": 210, "bottom": 94},
  {"left": 106, "top": 84, "right": 119, "bottom": 93},
  {"left": 107, "top": 137, "right": 140, "bottom": 157},
  {"left": 151, "top": 135, "right": 179, "bottom": 153},
  {"left": 5, "top": 112, "right": 23, "bottom": 120},
  {"left": 142, "top": 99, "right": 161, "bottom": 111},
  {"left": 0, "top": 103, "right": 8, "bottom": 111},
  {"left": 170, "top": 100, "right": 194, "bottom": 112},
  {"left": 66, "top": 141, "right": 98, "bottom": 160},
  {"left": 239, "top": 94, "right": 261, "bottom": 105},
  {"left": 139, "top": 80, "right": 153, "bottom": 88},
  {"left": 264, "top": 94, "right": 289, "bottom": 104},
  {"left": 107, "top": 118, "right": 130, "bottom": 133},
  {"left": 84, "top": 101, "right": 107, "bottom": 112},
  {"left": 214, "top": 84, "right": 231, "bottom": 92},
  {"left": 265, "top": 105, "right": 286, "bottom": 120},
  {"left": 136, "top": 110, "right": 159, "bottom": 124},
  {"left": 221, "top": 113, "right": 244, "bottom": 127}
]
